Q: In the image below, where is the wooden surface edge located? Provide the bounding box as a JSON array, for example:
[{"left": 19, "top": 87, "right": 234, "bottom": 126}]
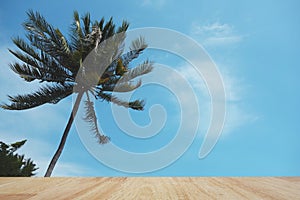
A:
[{"left": 0, "top": 177, "right": 299, "bottom": 199}]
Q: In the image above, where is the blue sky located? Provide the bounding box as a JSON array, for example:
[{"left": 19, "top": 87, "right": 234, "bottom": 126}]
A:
[{"left": 0, "top": 0, "right": 299, "bottom": 176}]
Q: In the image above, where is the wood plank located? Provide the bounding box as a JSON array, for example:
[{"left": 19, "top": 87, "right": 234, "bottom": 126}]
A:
[{"left": 0, "top": 177, "right": 299, "bottom": 199}]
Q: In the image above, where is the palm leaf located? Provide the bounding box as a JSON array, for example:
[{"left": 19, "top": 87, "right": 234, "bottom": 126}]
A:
[
  {"left": 101, "top": 17, "right": 115, "bottom": 41},
  {"left": 102, "top": 79, "right": 142, "bottom": 93},
  {"left": 11, "top": 37, "right": 41, "bottom": 61},
  {"left": 8, "top": 49, "right": 72, "bottom": 83},
  {"left": 130, "top": 36, "right": 147, "bottom": 51},
  {"left": 81, "top": 13, "right": 91, "bottom": 36},
  {"left": 9, "top": 63, "right": 41, "bottom": 82},
  {"left": 119, "top": 60, "right": 153, "bottom": 83},
  {"left": 25, "top": 10, "right": 73, "bottom": 67},
  {"left": 83, "top": 98, "right": 110, "bottom": 144},
  {"left": 1, "top": 84, "right": 73, "bottom": 110},
  {"left": 117, "top": 21, "right": 129, "bottom": 33},
  {"left": 70, "top": 11, "right": 84, "bottom": 52},
  {"left": 11, "top": 37, "right": 73, "bottom": 76},
  {"left": 96, "top": 91, "right": 145, "bottom": 110},
  {"left": 120, "top": 36, "right": 148, "bottom": 67}
]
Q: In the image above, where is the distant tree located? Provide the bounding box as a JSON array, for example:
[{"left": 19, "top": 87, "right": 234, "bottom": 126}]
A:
[
  {"left": 0, "top": 140, "right": 37, "bottom": 177},
  {"left": 1, "top": 10, "right": 153, "bottom": 176}
]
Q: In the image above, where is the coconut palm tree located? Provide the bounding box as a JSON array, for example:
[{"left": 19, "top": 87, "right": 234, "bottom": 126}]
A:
[{"left": 0, "top": 10, "right": 153, "bottom": 177}]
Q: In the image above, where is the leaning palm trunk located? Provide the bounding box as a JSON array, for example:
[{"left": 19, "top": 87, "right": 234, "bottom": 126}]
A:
[
  {"left": 44, "top": 92, "right": 83, "bottom": 177},
  {"left": 1, "top": 10, "right": 153, "bottom": 176}
]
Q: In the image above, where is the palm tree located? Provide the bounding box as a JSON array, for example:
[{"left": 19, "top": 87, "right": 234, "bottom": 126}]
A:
[{"left": 1, "top": 10, "right": 153, "bottom": 177}]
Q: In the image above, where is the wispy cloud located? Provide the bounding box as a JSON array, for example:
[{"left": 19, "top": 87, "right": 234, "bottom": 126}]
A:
[
  {"left": 191, "top": 22, "right": 243, "bottom": 47},
  {"left": 140, "top": 0, "right": 167, "bottom": 9},
  {"left": 187, "top": 21, "right": 257, "bottom": 137},
  {"left": 174, "top": 62, "right": 258, "bottom": 138},
  {"left": 222, "top": 103, "right": 261, "bottom": 135},
  {"left": 193, "top": 22, "right": 233, "bottom": 35}
]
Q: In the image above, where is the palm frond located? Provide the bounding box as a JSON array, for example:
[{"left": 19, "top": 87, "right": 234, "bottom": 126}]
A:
[
  {"left": 101, "top": 17, "right": 115, "bottom": 41},
  {"left": 54, "top": 29, "right": 72, "bottom": 56},
  {"left": 70, "top": 11, "right": 84, "bottom": 52},
  {"left": 130, "top": 36, "right": 147, "bottom": 52},
  {"left": 81, "top": 13, "right": 91, "bottom": 36},
  {"left": 116, "top": 21, "right": 129, "bottom": 33},
  {"left": 97, "top": 18, "right": 105, "bottom": 31},
  {"left": 0, "top": 84, "right": 73, "bottom": 110},
  {"left": 128, "top": 99, "right": 146, "bottom": 110},
  {"left": 96, "top": 91, "right": 145, "bottom": 110},
  {"left": 11, "top": 36, "right": 74, "bottom": 82},
  {"left": 9, "top": 63, "right": 41, "bottom": 82},
  {"left": 24, "top": 10, "right": 73, "bottom": 68},
  {"left": 10, "top": 140, "right": 27, "bottom": 152},
  {"left": 119, "top": 60, "right": 153, "bottom": 83},
  {"left": 83, "top": 98, "right": 110, "bottom": 144},
  {"left": 114, "top": 80, "right": 142, "bottom": 92},
  {"left": 102, "top": 79, "right": 142, "bottom": 93},
  {"left": 11, "top": 37, "right": 40, "bottom": 61},
  {"left": 8, "top": 55, "right": 72, "bottom": 83},
  {"left": 120, "top": 36, "right": 148, "bottom": 67}
]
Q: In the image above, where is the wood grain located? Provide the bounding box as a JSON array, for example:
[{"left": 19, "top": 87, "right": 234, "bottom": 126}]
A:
[{"left": 0, "top": 177, "right": 299, "bottom": 199}]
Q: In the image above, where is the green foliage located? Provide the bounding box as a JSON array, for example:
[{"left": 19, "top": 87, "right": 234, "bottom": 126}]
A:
[{"left": 0, "top": 140, "right": 37, "bottom": 177}]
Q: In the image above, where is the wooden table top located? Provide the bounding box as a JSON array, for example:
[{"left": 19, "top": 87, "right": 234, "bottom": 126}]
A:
[{"left": 0, "top": 177, "right": 299, "bottom": 199}]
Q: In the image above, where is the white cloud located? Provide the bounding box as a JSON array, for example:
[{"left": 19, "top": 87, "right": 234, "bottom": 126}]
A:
[
  {"left": 135, "top": 61, "right": 238, "bottom": 139},
  {"left": 193, "top": 22, "right": 233, "bottom": 36},
  {"left": 191, "top": 21, "right": 243, "bottom": 47},
  {"left": 220, "top": 68, "right": 245, "bottom": 102},
  {"left": 187, "top": 22, "right": 257, "bottom": 137},
  {"left": 174, "top": 62, "right": 258, "bottom": 138},
  {"left": 141, "top": 0, "right": 167, "bottom": 9},
  {"left": 222, "top": 103, "right": 261, "bottom": 135}
]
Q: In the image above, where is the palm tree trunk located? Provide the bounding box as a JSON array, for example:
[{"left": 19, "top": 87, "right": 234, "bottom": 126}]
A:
[{"left": 44, "top": 92, "right": 84, "bottom": 177}]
